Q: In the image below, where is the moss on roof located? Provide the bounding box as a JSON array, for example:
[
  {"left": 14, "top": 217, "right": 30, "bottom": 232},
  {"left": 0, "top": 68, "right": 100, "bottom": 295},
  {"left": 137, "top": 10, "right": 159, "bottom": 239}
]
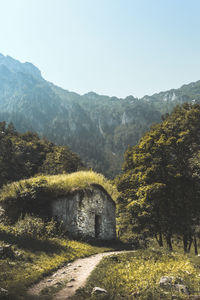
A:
[{"left": 0, "top": 171, "right": 118, "bottom": 221}]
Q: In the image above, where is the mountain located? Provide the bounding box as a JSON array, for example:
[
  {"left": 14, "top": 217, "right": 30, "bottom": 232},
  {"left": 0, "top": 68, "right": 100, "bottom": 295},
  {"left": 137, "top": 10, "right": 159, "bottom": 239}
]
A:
[{"left": 0, "top": 53, "right": 200, "bottom": 177}]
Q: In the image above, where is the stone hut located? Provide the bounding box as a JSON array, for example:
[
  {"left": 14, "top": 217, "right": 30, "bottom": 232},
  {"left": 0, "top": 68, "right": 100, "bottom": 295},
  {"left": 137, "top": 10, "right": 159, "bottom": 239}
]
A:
[{"left": 51, "top": 184, "right": 116, "bottom": 240}]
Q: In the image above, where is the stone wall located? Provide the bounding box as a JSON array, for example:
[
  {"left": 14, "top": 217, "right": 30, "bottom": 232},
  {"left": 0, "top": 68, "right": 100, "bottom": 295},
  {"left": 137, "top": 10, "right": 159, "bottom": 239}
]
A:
[{"left": 51, "top": 185, "right": 116, "bottom": 240}]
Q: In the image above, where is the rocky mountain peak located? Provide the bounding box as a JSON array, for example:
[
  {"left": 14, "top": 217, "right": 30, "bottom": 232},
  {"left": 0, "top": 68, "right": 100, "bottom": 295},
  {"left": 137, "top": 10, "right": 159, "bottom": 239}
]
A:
[
  {"left": 1, "top": 53, "right": 200, "bottom": 177},
  {"left": 84, "top": 91, "right": 100, "bottom": 100},
  {"left": 0, "top": 53, "right": 42, "bottom": 80}
]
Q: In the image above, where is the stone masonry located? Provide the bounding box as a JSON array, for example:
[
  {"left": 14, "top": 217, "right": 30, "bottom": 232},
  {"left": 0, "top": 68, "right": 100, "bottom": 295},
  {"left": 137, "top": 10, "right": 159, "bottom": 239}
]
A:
[{"left": 51, "top": 184, "right": 116, "bottom": 240}]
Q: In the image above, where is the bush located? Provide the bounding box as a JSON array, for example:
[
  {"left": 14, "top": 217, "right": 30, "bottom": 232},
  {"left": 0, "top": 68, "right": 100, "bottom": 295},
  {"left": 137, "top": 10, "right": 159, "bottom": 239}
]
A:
[
  {"left": 14, "top": 215, "right": 62, "bottom": 239},
  {"left": 0, "top": 177, "right": 50, "bottom": 222}
]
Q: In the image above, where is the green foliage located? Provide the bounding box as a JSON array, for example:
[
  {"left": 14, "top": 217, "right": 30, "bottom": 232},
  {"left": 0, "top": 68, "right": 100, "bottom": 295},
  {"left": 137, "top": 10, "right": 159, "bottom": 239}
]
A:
[
  {"left": 117, "top": 103, "right": 200, "bottom": 250},
  {"left": 0, "top": 177, "right": 50, "bottom": 222},
  {"left": 40, "top": 145, "right": 84, "bottom": 175},
  {"left": 71, "top": 248, "right": 200, "bottom": 300},
  {"left": 14, "top": 215, "right": 62, "bottom": 239},
  {"left": 0, "top": 122, "right": 83, "bottom": 188}
]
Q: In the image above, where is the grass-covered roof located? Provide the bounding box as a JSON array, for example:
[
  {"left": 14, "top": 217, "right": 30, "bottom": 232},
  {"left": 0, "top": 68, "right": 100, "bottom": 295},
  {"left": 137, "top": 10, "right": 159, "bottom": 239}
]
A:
[{"left": 0, "top": 171, "right": 118, "bottom": 222}]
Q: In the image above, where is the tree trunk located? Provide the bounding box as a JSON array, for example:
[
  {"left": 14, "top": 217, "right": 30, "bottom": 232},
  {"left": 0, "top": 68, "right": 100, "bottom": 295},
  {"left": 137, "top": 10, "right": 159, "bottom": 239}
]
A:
[
  {"left": 158, "top": 231, "right": 163, "bottom": 247},
  {"left": 166, "top": 234, "right": 173, "bottom": 251},
  {"left": 187, "top": 235, "right": 193, "bottom": 253},
  {"left": 194, "top": 236, "right": 198, "bottom": 256},
  {"left": 183, "top": 234, "right": 188, "bottom": 254},
  {"left": 155, "top": 232, "right": 163, "bottom": 247}
]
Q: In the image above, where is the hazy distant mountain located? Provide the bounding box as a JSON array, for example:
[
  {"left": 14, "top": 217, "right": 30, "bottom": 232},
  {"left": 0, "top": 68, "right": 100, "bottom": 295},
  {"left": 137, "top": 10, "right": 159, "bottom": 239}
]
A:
[{"left": 0, "top": 53, "right": 200, "bottom": 177}]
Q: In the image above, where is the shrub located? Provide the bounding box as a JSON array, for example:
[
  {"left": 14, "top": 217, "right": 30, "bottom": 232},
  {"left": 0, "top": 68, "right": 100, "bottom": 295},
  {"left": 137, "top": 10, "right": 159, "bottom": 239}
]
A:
[{"left": 14, "top": 215, "right": 63, "bottom": 239}]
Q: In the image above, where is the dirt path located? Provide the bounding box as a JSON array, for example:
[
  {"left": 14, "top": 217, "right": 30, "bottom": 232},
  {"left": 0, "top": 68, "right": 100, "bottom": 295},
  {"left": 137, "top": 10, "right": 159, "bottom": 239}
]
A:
[{"left": 27, "top": 251, "right": 130, "bottom": 300}]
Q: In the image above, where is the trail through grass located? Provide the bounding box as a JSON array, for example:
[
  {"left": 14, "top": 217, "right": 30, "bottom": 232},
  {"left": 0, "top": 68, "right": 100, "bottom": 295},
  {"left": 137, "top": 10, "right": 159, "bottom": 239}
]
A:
[
  {"left": 71, "top": 247, "right": 200, "bottom": 300},
  {"left": 0, "top": 222, "right": 111, "bottom": 299}
]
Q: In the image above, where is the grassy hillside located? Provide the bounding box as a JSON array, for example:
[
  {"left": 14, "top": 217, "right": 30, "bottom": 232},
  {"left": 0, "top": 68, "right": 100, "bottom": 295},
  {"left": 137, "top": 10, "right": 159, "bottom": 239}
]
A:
[
  {"left": 72, "top": 245, "right": 200, "bottom": 300},
  {"left": 0, "top": 219, "right": 111, "bottom": 299}
]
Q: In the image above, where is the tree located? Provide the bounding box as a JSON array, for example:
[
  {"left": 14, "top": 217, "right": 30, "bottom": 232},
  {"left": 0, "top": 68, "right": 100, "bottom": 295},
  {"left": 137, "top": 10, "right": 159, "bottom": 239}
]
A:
[
  {"left": 0, "top": 122, "right": 84, "bottom": 188},
  {"left": 40, "top": 146, "right": 83, "bottom": 175},
  {"left": 117, "top": 103, "right": 200, "bottom": 253}
]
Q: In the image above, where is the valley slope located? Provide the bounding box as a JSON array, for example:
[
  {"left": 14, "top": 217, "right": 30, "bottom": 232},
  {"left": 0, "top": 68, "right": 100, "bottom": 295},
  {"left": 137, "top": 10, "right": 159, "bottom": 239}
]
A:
[{"left": 1, "top": 53, "right": 200, "bottom": 177}]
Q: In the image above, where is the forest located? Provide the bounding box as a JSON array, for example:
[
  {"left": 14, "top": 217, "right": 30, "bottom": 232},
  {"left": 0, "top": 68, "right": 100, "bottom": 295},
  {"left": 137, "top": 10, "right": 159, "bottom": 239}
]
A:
[
  {"left": 1, "top": 103, "right": 200, "bottom": 253},
  {"left": 117, "top": 103, "right": 200, "bottom": 254},
  {"left": 0, "top": 121, "right": 83, "bottom": 188}
]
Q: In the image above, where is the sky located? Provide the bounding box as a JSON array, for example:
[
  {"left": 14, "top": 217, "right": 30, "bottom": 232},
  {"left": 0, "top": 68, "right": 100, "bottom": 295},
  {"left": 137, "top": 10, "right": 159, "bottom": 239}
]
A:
[{"left": 0, "top": 0, "right": 200, "bottom": 98}]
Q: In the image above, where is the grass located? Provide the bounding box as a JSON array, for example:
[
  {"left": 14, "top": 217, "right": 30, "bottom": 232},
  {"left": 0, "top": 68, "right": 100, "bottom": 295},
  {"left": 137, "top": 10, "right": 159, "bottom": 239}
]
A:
[
  {"left": 0, "top": 170, "right": 119, "bottom": 222},
  {"left": 0, "top": 171, "right": 119, "bottom": 224},
  {"left": 71, "top": 246, "right": 200, "bottom": 300},
  {"left": 0, "top": 220, "right": 111, "bottom": 299},
  {"left": 0, "top": 170, "right": 118, "bottom": 203}
]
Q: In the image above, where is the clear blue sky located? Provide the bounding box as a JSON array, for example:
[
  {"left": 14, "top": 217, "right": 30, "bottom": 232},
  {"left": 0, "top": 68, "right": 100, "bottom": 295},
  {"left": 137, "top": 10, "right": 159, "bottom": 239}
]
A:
[{"left": 1, "top": 0, "right": 200, "bottom": 98}]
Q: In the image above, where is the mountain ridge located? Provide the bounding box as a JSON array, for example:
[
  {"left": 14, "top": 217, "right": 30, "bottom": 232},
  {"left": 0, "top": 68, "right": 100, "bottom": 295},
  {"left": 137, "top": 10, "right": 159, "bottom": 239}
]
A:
[{"left": 0, "top": 53, "right": 200, "bottom": 177}]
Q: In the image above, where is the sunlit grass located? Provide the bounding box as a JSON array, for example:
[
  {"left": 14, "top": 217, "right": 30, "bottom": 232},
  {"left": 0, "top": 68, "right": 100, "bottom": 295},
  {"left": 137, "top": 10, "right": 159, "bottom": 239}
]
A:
[
  {"left": 0, "top": 221, "right": 111, "bottom": 299},
  {"left": 72, "top": 247, "right": 200, "bottom": 300},
  {"left": 0, "top": 170, "right": 119, "bottom": 204}
]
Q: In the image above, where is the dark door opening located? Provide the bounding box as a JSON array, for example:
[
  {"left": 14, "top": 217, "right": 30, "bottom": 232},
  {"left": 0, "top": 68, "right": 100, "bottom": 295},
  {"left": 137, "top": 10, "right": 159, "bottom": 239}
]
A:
[{"left": 95, "top": 215, "right": 101, "bottom": 238}]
